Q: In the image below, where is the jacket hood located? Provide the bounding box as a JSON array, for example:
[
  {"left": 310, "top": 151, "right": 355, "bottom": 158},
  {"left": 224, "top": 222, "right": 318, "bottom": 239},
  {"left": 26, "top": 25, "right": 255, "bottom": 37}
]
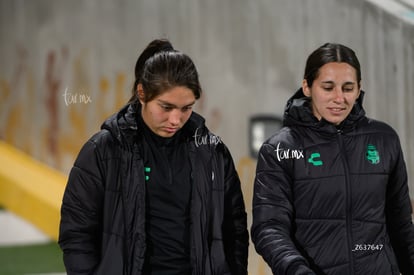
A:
[
  {"left": 283, "top": 88, "right": 366, "bottom": 132},
  {"left": 101, "top": 102, "right": 207, "bottom": 146}
]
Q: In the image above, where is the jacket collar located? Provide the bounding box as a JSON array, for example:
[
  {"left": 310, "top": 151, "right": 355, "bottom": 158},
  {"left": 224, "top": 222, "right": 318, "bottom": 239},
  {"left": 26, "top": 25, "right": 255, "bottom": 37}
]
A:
[
  {"left": 101, "top": 102, "right": 207, "bottom": 146},
  {"left": 283, "top": 88, "right": 366, "bottom": 133}
]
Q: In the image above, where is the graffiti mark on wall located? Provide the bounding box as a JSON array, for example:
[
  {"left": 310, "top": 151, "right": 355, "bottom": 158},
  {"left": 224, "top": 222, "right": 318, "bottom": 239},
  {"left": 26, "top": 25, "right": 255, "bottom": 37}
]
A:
[
  {"left": 0, "top": 45, "right": 28, "bottom": 143},
  {"left": 0, "top": 45, "right": 129, "bottom": 172},
  {"left": 44, "top": 47, "right": 68, "bottom": 167},
  {"left": 1, "top": 45, "right": 221, "bottom": 173}
]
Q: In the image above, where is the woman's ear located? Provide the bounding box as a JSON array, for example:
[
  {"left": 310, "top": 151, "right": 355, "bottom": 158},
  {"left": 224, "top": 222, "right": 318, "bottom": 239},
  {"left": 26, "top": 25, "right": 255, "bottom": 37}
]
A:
[
  {"left": 302, "top": 79, "right": 311, "bottom": 97},
  {"left": 137, "top": 84, "right": 145, "bottom": 104}
]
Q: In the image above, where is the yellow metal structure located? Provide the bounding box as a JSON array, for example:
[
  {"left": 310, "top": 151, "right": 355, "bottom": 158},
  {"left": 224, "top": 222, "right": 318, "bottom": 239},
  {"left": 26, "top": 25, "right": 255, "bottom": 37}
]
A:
[{"left": 0, "top": 140, "right": 67, "bottom": 241}]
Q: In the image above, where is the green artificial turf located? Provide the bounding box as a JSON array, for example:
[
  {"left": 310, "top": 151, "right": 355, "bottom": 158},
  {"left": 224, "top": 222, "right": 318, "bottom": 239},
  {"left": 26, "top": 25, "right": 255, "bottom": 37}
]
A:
[{"left": 0, "top": 241, "right": 65, "bottom": 275}]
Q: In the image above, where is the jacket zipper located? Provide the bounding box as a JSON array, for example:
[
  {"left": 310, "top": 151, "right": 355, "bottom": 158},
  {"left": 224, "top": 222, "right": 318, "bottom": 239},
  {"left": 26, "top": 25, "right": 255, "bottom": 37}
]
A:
[{"left": 337, "top": 129, "right": 355, "bottom": 274}]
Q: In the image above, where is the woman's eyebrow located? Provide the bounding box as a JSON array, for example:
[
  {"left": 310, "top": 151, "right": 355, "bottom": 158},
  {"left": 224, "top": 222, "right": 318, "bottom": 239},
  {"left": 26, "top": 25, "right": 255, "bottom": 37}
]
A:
[
  {"left": 320, "top": 80, "right": 355, "bottom": 85},
  {"left": 157, "top": 99, "right": 196, "bottom": 108}
]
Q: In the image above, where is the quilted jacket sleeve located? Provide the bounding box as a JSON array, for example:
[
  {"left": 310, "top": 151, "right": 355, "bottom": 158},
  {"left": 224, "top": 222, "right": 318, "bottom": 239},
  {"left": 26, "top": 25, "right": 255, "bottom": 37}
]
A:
[
  {"left": 58, "top": 136, "right": 105, "bottom": 275},
  {"left": 385, "top": 135, "right": 414, "bottom": 274},
  {"left": 251, "top": 142, "right": 315, "bottom": 275},
  {"left": 222, "top": 144, "right": 249, "bottom": 275}
]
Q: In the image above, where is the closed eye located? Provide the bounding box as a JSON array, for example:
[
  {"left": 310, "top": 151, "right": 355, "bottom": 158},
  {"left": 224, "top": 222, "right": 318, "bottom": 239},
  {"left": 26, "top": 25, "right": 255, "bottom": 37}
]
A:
[
  {"left": 343, "top": 85, "right": 355, "bottom": 92},
  {"left": 322, "top": 86, "right": 334, "bottom": 91},
  {"left": 160, "top": 104, "right": 173, "bottom": 111},
  {"left": 159, "top": 104, "right": 194, "bottom": 112},
  {"left": 182, "top": 106, "right": 193, "bottom": 112}
]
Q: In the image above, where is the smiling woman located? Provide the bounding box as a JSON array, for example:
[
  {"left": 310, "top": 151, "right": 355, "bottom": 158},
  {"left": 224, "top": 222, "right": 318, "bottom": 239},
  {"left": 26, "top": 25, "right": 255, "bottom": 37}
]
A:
[
  {"left": 251, "top": 42, "right": 414, "bottom": 275},
  {"left": 302, "top": 62, "right": 360, "bottom": 125}
]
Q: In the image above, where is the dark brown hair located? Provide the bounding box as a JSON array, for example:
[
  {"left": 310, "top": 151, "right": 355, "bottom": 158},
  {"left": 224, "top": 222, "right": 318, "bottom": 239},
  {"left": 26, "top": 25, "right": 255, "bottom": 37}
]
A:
[
  {"left": 140, "top": 51, "right": 202, "bottom": 102},
  {"left": 128, "top": 39, "right": 174, "bottom": 103},
  {"left": 129, "top": 39, "right": 202, "bottom": 103},
  {"left": 304, "top": 43, "right": 361, "bottom": 88}
]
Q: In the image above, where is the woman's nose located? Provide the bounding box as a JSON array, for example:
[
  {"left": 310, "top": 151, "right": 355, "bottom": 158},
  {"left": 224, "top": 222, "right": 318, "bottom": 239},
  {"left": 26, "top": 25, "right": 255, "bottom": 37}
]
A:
[
  {"left": 168, "top": 109, "right": 181, "bottom": 125},
  {"left": 333, "top": 88, "right": 345, "bottom": 103}
]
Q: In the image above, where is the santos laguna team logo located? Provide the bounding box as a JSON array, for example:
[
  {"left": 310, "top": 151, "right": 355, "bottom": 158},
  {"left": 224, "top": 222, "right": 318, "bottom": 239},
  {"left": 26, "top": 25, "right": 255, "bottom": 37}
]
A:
[{"left": 366, "top": 144, "right": 380, "bottom": 164}]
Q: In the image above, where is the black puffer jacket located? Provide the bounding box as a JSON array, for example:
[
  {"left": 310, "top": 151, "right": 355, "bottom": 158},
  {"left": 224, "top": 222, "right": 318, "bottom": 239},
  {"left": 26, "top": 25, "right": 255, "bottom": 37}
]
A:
[
  {"left": 59, "top": 103, "right": 248, "bottom": 275},
  {"left": 251, "top": 89, "right": 414, "bottom": 274}
]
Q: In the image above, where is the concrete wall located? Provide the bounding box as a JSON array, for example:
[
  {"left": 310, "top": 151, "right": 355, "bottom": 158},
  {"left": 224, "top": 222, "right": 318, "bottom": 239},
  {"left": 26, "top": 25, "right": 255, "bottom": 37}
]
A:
[{"left": 1, "top": 0, "right": 413, "bottom": 274}]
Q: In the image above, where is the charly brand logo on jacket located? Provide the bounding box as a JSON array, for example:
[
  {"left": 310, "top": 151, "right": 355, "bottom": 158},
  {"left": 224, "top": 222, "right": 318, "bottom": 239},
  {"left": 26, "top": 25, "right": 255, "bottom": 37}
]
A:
[
  {"left": 274, "top": 142, "right": 323, "bottom": 166},
  {"left": 193, "top": 128, "right": 222, "bottom": 147},
  {"left": 366, "top": 144, "right": 380, "bottom": 164},
  {"left": 308, "top": 152, "right": 323, "bottom": 166}
]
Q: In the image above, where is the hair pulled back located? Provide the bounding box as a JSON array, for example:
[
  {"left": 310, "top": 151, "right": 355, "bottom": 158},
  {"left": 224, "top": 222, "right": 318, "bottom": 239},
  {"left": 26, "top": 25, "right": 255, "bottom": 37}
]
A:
[
  {"left": 129, "top": 39, "right": 201, "bottom": 103},
  {"left": 304, "top": 43, "right": 361, "bottom": 88}
]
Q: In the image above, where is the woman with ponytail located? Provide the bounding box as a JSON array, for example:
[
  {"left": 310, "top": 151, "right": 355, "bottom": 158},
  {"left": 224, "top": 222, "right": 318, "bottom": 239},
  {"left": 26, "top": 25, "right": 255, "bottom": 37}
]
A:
[{"left": 59, "top": 39, "right": 248, "bottom": 275}]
